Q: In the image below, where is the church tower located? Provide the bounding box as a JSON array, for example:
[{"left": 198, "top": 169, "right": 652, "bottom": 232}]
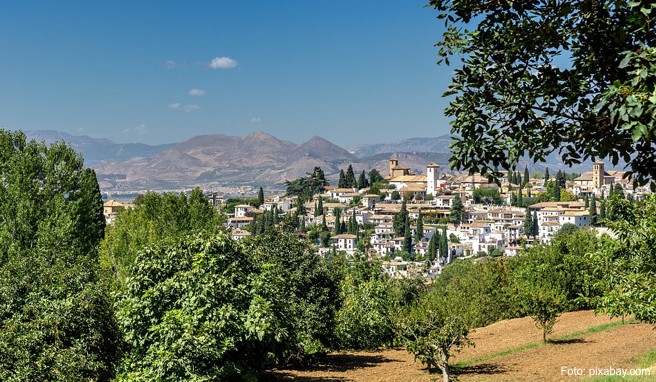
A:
[
  {"left": 592, "top": 161, "right": 604, "bottom": 191},
  {"left": 388, "top": 156, "right": 399, "bottom": 179},
  {"left": 427, "top": 162, "right": 440, "bottom": 196}
]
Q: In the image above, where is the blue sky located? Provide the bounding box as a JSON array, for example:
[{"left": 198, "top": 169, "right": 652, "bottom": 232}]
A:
[{"left": 0, "top": 1, "right": 451, "bottom": 146}]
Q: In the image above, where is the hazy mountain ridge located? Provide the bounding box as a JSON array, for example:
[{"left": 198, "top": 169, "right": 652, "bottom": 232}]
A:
[
  {"left": 94, "top": 132, "right": 360, "bottom": 190},
  {"left": 23, "top": 130, "right": 628, "bottom": 191},
  {"left": 349, "top": 134, "right": 453, "bottom": 157},
  {"left": 24, "top": 130, "right": 174, "bottom": 164}
]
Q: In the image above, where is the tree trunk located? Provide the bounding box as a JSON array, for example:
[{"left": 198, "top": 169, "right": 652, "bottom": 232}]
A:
[
  {"left": 439, "top": 364, "right": 450, "bottom": 382},
  {"left": 440, "top": 352, "right": 451, "bottom": 382}
]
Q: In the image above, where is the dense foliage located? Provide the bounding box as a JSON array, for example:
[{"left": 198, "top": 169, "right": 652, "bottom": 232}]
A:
[
  {"left": 431, "top": 0, "right": 656, "bottom": 185},
  {"left": 593, "top": 195, "right": 656, "bottom": 323},
  {"left": 100, "top": 189, "right": 224, "bottom": 294},
  {"left": 285, "top": 167, "right": 328, "bottom": 199},
  {"left": 0, "top": 130, "right": 120, "bottom": 381}
]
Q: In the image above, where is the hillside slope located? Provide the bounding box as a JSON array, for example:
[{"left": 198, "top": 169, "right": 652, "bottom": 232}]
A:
[{"left": 269, "top": 311, "right": 656, "bottom": 382}]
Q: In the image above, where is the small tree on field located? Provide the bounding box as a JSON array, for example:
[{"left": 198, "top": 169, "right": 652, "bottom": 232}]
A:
[
  {"left": 512, "top": 245, "right": 568, "bottom": 342},
  {"left": 401, "top": 293, "right": 473, "bottom": 382}
]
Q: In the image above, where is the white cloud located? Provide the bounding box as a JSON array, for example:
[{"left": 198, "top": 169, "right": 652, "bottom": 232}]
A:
[
  {"left": 188, "top": 88, "right": 206, "bottom": 96},
  {"left": 168, "top": 103, "right": 200, "bottom": 112},
  {"left": 210, "top": 56, "right": 238, "bottom": 69},
  {"left": 251, "top": 117, "right": 261, "bottom": 123},
  {"left": 164, "top": 60, "right": 177, "bottom": 69}
]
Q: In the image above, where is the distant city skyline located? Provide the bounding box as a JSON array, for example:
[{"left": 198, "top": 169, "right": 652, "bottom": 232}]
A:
[{"left": 0, "top": 1, "right": 451, "bottom": 147}]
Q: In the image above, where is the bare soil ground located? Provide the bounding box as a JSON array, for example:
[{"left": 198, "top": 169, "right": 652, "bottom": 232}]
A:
[{"left": 266, "top": 311, "right": 656, "bottom": 381}]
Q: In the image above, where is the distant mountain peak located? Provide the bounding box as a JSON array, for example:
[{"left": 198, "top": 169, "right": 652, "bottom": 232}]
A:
[{"left": 246, "top": 131, "right": 276, "bottom": 139}]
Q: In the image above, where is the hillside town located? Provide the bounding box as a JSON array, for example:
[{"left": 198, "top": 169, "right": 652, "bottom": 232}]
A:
[{"left": 103, "top": 157, "right": 653, "bottom": 280}]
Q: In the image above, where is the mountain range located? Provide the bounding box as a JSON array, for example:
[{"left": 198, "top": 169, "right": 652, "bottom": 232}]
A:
[{"left": 23, "top": 130, "right": 613, "bottom": 192}]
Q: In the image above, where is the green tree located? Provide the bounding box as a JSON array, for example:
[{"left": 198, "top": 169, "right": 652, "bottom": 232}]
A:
[
  {"left": 415, "top": 210, "right": 424, "bottom": 242},
  {"left": 369, "top": 169, "right": 384, "bottom": 185},
  {"left": 532, "top": 211, "right": 539, "bottom": 239},
  {"left": 432, "top": 0, "right": 656, "bottom": 185},
  {"left": 589, "top": 194, "right": 598, "bottom": 225},
  {"left": 593, "top": 196, "right": 656, "bottom": 324},
  {"left": 345, "top": 165, "right": 356, "bottom": 188},
  {"left": 393, "top": 201, "right": 409, "bottom": 237},
  {"left": 335, "top": 270, "right": 397, "bottom": 350},
  {"left": 334, "top": 207, "right": 342, "bottom": 234},
  {"left": 544, "top": 168, "right": 550, "bottom": 187},
  {"left": 257, "top": 186, "right": 265, "bottom": 207},
  {"left": 523, "top": 207, "right": 533, "bottom": 240},
  {"left": 285, "top": 167, "right": 328, "bottom": 199},
  {"left": 391, "top": 190, "right": 401, "bottom": 201},
  {"left": 449, "top": 195, "right": 463, "bottom": 227},
  {"left": 512, "top": 245, "right": 569, "bottom": 342},
  {"left": 338, "top": 169, "right": 347, "bottom": 188},
  {"left": 0, "top": 130, "right": 120, "bottom": 381},
  {"left": 473, "top": 187, "right": 503, "bottom": 205},
  {"left": 100, "top": 190, "right": 223, "bottom": 293},
  {"left": 523, "top": 166, "right": 530, "bottom": 185},
  {"left": 427, "top": 234, "right": 437, "bottom": 261},
  {"left": 403, "top": 219, "right": 413, "bottom": 254},
  {"left": 357, "top": 170, "right": 369, "bottom": 189},
  {"left": 440, "top": 226, "right": 448, "bottom": 260},
  {"left": 401, "top": 303, "right": 471, "bottom": 382},
  {"left": 315, "top": 196, "right": 324, "bottom": 217}
]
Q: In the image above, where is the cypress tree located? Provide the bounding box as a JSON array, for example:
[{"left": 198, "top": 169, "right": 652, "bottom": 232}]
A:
[
  {"left": 394, "top": 200, "right": 408, "bottom": 237},
  {"left": 589, "top": 194, "right": 598, "bottom": 225},
  {"left": 532, "top": 211, "right": 539, "bottom": 238},
  {"left": 334, "top": 207, "right": 342, "bottom": 234},
  {"left": 265, "top": 210, "right": 274, "bottom": 233},
  {"left": 338, "top": 170, "right": 347, "bottom": 188},
  {"left": 257, "top": 186, "right": 264, "bottom": 207},
  {"left": 544, "top": 167, "right": 550, "bottom": 186},
  {"left": 358, "top": 170, "right": 369, "bottom": 189},
  {"left": 523, "top": 207, "right": 533, "bottom": 239},
  {"left": 599, "top": 200, "right": 606, "bottom": 222},
  {"left": 523, "top": 166, "right": 530, "bottom": 186},
  {"left": 350, "top": 208, "right": 357, "bottom": 234},
  {"left": 415, "top": 209, "right": 424, "bottom": 242},
  {"left": 585, "top": 194, "right": 590, "bottom": 208},
  {"left": 553, "top": 180, "right": 562, "bottom": 201},
  {"left": 346, "top": 165, "right": 356, "bottom": 188},
  {"left": 427, "top": 234, "right": 436, "bottom": 261},
  {"left": 440, "top": 225, "right": 448, "bottom": 259},
  {"left": 403, "top": 217, "right": 412, "bottom": 254},
  {"left": 317, "top": 197, "right": 324, "bottom": 216}
]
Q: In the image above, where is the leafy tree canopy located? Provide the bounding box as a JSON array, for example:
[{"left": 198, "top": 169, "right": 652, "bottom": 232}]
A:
[
  {"left": 285, "top": 167, "right": 329, "bottom": 199},
  {"left": 100, "top": 188, "right": 224, "bottom": 294},
  {"left": 431, "top": 0, "right": 656, "bottom": 186},
  {"left": 0, "top": 130, "right": 120, "bottom": 381}
]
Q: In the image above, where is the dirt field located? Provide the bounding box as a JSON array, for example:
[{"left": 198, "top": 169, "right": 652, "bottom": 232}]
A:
[{"left": 267, "top": 311, "right": 656, "bottom": 381}]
